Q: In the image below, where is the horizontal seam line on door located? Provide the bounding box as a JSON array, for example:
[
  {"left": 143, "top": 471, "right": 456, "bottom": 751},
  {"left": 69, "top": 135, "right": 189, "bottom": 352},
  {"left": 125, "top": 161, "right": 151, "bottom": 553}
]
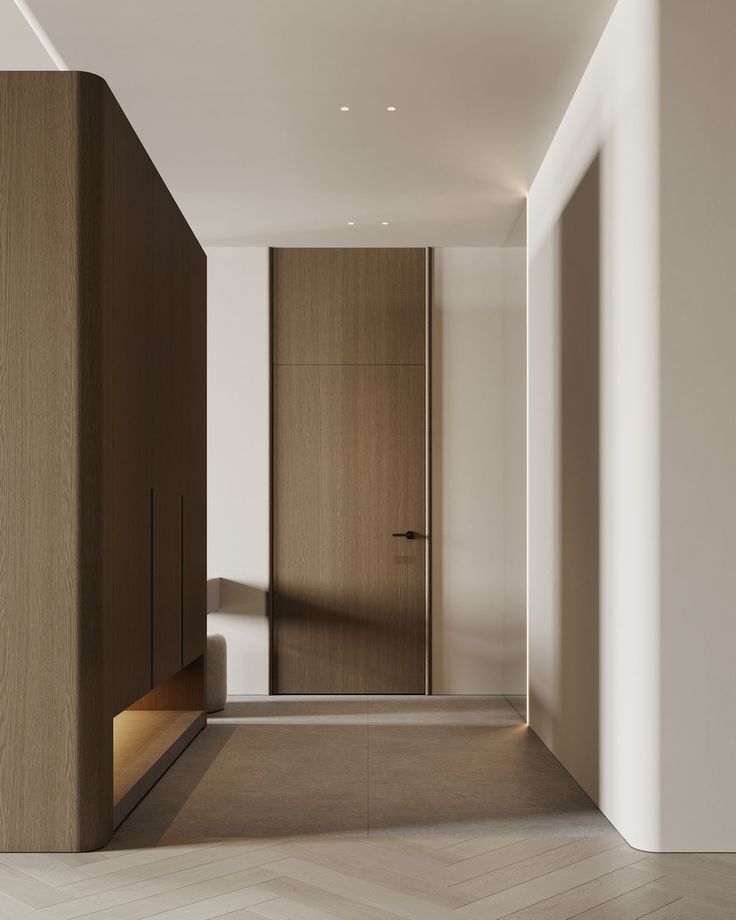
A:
[{"left": 273, "top": 363, "right": 426, "bottom": 367}]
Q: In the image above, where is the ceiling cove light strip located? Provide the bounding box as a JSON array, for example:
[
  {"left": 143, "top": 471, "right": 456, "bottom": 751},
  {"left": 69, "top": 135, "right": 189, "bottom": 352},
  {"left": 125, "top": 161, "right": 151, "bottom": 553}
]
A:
[{"left": 14, "top": 0, "right": 69, "bottom": 70}]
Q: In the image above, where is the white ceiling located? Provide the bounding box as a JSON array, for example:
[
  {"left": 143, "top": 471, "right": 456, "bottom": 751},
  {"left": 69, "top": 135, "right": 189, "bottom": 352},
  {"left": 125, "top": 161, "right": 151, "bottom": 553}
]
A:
[
  {"left": 0, "top": 1, "right": 56, "bottom": 68},
  {"left": 24, "top": 0, "right": 617, "bottom": 246}
]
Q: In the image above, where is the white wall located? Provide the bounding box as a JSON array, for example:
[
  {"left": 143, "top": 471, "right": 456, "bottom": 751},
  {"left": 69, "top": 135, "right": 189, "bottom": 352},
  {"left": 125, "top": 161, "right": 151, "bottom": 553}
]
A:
[
  {"left": 528, "top": 0, "right": 736, "bottom": 852},
  {"left": 0, "top": 1, "right": 61, "bottom": 69},
  {"left": 206, "top": 247, "right": 270, "bottom": 695},
  {"left": 207, "top": 245, "right": 526, "bottom": 697},
  {"left": 529, "top": 0, "right": 662, "bottom": 854},
  {"left": 432, "top": 247, "right": 526, "bottom": 694},
  {"left": 502, "top": 247, "right": 527, "bottom": 696},
  {"left": 657, "top": 0, "right": 736, "bottom": 851}
]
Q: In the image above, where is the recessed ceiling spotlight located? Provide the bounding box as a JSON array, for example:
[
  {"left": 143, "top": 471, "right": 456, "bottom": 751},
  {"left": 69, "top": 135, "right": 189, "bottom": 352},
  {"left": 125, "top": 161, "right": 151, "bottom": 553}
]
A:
[
  {"left": 347, "top": 221, "right": 355, "bottom": 226},
  {"left": 340, "top": 106, "right": 350, "bottom": 111},
  {"left": 381, "top": 221, "right": 389, "bottom": 226},
  {"left": 386, "top": 106, "right": 397, "bottom": 112}
]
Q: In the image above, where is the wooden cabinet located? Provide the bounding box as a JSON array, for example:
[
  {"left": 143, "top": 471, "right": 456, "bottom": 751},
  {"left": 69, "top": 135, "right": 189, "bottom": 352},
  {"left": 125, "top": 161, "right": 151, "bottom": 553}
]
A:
[
  {"left": 112, "top": 101, "right": 154, "bottom": 715},
  {"left": 152, "top": 180, "right": 185, "bottom": 687},
  {"left": 151, "top": 180, "right": 208, "bottom": 686},
  {"left": 182, "top": 233, "right": 208, "bottom": 667},
  {"left": 0, "top": 72, "right": 207, "bottom": 852}
]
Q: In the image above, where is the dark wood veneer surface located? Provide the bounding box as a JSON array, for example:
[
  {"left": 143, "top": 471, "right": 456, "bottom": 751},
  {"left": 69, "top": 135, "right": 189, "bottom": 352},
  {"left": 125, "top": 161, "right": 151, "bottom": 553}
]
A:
[
  {"left": 0, "top": 71, "right": 112, "bottom": 852},
  {"left": 273, "top": 248, "right": 426, "bottom": 365},
  {"left": 152, "top": 179, "right": 185, "bottom": 687},
  {"left": 112, "top": 99, "right": 155, "bottom": 715},
  {"left": 182, "top": 234, "right": 207, "bottom": 667},
  {"left": 0, "top": 72, "right": 207, "bottom": 851}
]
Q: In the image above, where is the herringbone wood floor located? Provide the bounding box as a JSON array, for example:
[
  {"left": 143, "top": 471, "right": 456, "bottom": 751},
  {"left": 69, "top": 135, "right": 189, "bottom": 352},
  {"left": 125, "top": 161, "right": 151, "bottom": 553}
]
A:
[{"left": 1, "top": 698, "right": 734, "bottom": 919}]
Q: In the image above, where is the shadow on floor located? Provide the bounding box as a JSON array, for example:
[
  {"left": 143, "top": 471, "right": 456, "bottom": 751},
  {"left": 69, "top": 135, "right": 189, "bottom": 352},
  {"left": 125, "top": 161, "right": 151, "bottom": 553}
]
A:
[{"left": 113, "top": 696, "right": 616, "bottom": 848}]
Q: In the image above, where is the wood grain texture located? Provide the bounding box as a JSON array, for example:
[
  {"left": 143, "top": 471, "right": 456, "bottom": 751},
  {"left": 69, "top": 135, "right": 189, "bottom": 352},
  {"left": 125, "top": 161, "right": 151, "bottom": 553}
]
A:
[
  {"left": 0, "top": 71, "right": 112, "bottom": 851},
  {"left": 273, "top": 248, "right": 426, "bottom": 365},
  {"left": 0, "top": 72, "right": 206, "bottom": 851},
  {"left": 111, "top": 99, "right": 154, "bottom": 716},
  {"left": 273, "top": 364, "right": 426, "bottom": 693},
  {"left": 128, "top": 654, "right": 205, "bottom": 712},
  {"left": 113, "top": 709, "right": 204, "bottom": 829},
  {"left": 182, "top": 233, "right": 207, "bottom": 667},
  {"left": 1, "top": 699, "right": 733, "bottom": 918},
  {"left": 152, "top": 179, "right": 185, "bottom": 686},
  {"left": 77, "top": 69, "right": 116, "bottom": 854}
]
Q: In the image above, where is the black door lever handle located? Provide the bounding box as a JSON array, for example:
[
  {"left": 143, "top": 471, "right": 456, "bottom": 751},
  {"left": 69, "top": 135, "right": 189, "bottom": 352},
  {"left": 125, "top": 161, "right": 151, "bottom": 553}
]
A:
[{"left": 392, "top": 530, "right": 416, "bottom": 540}]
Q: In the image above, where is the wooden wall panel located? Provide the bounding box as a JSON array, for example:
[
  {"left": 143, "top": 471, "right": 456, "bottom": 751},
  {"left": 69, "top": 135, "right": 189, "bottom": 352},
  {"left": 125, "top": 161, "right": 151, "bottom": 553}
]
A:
[
  {"left": 0, "top": 72, "right": 112, "bottom": 852},
  {"left": 273, "top": 248, "right": 426, "bottom": 365},
  {"left": 182, "top": 236, "right": 208, "bottom": 666},
  {"left": 152, "top": 181, "right": 185, "bottom": 686},
  {"left": 128, "top": 654, "right": 205, "bottom": 712},
  {"left": 0, "top": 72, "right": 206, "bottom": 850},
  {"left": 111, "top": 102, "right": 154, "bottom": 715}
]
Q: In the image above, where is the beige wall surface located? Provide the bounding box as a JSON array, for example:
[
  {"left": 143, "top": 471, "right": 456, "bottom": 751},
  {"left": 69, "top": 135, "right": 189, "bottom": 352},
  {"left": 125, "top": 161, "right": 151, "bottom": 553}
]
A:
[
  {"left": 528, "top": 0, "right": 662, "bottom": 852},
  {"left": 528, "top": 0, "right": 736, "bottom": 852},
  {"left": 0, "top": 1, "right": 60, "bottom": 69},
  {"left": 206, "top": 247, "right": 270, "bottom": 695},
  {"left": 432, "top": 246, "right": 526, "bottom": 694},
  {"left": 658, "top": 0, "right": 736, "bottom": 850}
]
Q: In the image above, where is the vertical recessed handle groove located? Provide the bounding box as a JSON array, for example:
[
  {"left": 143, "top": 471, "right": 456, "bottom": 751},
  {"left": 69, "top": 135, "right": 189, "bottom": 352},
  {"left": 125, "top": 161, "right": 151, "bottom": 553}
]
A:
[
  {"left": 150, "top": 487, "right": 154, "bottom": 688},
  {"left": 180, "top": 493, "right": 184, "bottom": 669}
]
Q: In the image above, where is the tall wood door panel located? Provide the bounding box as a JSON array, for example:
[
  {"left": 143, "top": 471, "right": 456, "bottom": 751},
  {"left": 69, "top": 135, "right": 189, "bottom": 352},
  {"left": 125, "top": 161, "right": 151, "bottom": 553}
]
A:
[
  {"left": 273, "top": 248, "right": 425, "bottom": 365},
  {"left": 152, "top": 180, "right": 185, "bottom": 687},
  {"left": 111, "top": 102, "right": 154, "bottom": 715},
  {"left": 182, "top": 233, "right": 207, "bottom": 666},
  {"left": 272, "top": 248, "right": 428, "bottom": 694}
]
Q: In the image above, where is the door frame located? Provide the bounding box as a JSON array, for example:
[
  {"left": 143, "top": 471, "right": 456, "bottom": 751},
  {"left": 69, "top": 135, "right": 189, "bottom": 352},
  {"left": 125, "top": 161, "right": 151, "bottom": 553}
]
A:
[{"left": 267, "top": 246, "right": 433, "bottom": 695}]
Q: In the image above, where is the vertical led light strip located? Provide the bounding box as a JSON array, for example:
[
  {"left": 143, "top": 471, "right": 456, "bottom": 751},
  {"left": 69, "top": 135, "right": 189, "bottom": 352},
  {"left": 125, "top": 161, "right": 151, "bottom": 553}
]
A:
[
  {"left": 525, "top": 201, "right": 530, "bottom": 724},
  {"left": 425, "top": 247, "right": 432, "bottom": 695},
  {"left": 13, "top": 0, "right": 69, "bottom": 70}
]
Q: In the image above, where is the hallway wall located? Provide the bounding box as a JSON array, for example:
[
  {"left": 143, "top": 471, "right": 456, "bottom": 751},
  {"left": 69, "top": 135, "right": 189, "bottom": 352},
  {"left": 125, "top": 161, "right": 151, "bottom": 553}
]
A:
[
  {"left": 207, "top": 245, "right": 527, "bottom": 696},
  {"left": 206, "top": 247, "right": 270, "bottom": 694},
  {"left": 657, "top": 0, "right": 736, "bottom": 851},
  {"left": 528, "top": 0, "right": 736, "bottom": 852},
  {"left": 528, "top": 0, "right": 661, "bottom": 855},
  {"left": 432, "top": 246, "right": 526, "bottom": 694}
]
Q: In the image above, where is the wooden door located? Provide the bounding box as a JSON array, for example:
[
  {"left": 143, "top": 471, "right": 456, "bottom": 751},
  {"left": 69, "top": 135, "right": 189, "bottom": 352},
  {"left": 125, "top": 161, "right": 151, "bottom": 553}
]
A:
[{"left": 272, "top": 248, "right": 428, "bottom": 694}]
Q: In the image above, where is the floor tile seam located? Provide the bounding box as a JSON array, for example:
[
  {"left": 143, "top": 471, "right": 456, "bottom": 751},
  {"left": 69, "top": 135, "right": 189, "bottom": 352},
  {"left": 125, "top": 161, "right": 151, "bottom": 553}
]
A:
[
  {"left": 490, "top": 870, "right": 671, "bottom": 920},
  {"left": 454, "top": 851, "right": 650, "bottom": 908},
  {"left": 446, "top": 839, "right": 603, "bottom": 886},
  {"left": 562, "top": 875, "right": 673, "bottom": 920},
  {"left": 56, "top": 863, "right": 291, "bottom": 914},
  {"left": 634, "top": 894, "right": 686, "bottom": 920},
  {"left": 54, "top": 845, "right": 226, "bottom": 890},
  {"left": 56, "top": 841, "right": 285, "bottom": 893}
]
